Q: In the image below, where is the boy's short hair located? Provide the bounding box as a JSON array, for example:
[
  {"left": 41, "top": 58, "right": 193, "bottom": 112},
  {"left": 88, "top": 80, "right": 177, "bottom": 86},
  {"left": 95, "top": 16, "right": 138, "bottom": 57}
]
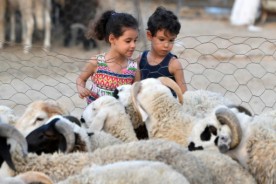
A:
[{"left": 147, "top": 6, "right": 181, "bottom": 36}]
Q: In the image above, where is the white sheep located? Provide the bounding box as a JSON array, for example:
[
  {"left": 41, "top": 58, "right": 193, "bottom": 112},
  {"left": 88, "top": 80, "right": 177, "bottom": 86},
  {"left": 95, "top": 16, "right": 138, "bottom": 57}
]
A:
[
  {"left": 78, "top": 140, "right": 256, "bottom": 184},
  {"left": 58, "top": 160, "right": 190, "bottom": 184},
  {"left": 217, "top": 105, "right": 276, "bottom": 183},
  {"left": 1, "top": 121, "right": 254, "bottom": 184},
  {"left": 113, "top": 84, "right": 148, "bottom": 139},
  {"left": 190, "top": 150, "right": 256, "bottom": 184},
  {"left": 0, "top": 171, "right": 53, "bottom": 184},
  {"left": 131, "top": 77, "right": 241, "bottom": 150},
  {"left": 81, "top": 95, "right": 138, "bottom": 142},
  {"left": 113, "top": 84, "right": 143, "bottom": 129},
  {"left": 182, "top": 89, "right": 234, "bottom": 118},
  {"left": 1, "top": 127, "right": 213, "bottom": 184},
  {"left": 15, "top": 100, "right": 68, "bottom": 137},
  {"left": 0, "top": 105, "right": 18, "bottom": 126}
]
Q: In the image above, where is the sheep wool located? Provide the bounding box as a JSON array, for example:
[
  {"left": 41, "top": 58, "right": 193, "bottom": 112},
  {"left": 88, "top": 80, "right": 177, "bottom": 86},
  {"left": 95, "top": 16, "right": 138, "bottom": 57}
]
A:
[{"left": 58, "top": 160, "right": 190, "bottom": 184}]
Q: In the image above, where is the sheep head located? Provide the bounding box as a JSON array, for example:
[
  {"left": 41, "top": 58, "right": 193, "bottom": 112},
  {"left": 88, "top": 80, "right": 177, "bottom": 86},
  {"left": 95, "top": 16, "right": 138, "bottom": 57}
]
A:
[
  {"left": 215, "top": 106, "right": 242, "bottom": 152},
  {"left": 81, "top": 96, "right": 120, "bottom": 131},
  {"left": 113, "top": 84, "right": 132, "bottom": 107},
  {"left": 26, "top": 115, "right": 76, "bottom": 154},
  {"left": 15, "top": 100, "right": 68, "bottom": 136},
  {"left": 81, "top": 96, "right": 138, "bottom": 142},
  {"left": 131, "top": 77, "right": 183, "bottom": 122}
]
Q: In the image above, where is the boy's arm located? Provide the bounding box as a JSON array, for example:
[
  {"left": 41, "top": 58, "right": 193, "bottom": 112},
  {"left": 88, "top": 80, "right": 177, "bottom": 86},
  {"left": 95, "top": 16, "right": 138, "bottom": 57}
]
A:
[
  {"left": 134, "top": 55, "right": 142, "bottom": 82},
  {"left": 169, "top": 58, "right": 187, "bottom": 93}
]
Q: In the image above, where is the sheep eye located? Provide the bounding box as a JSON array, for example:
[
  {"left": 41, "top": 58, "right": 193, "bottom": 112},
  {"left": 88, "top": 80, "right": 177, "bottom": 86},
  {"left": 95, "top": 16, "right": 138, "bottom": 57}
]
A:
[
  {"left": 80, "top": 117, "right": 85, "bottom": 123},
  {"left": 36, "top": 117, "right": 44, "bottom": 121}
]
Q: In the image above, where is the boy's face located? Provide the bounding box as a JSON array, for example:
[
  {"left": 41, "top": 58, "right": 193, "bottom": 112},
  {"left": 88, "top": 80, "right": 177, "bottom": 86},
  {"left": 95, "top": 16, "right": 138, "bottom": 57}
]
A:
[{"left": 147, "top": 29, "right": 177, "bottom": 57}]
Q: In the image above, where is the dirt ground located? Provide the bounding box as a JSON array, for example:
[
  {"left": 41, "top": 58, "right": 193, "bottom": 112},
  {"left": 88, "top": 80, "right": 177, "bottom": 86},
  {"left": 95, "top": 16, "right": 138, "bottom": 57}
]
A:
[{"left": 1, "top": 1, "right": 276, "bottom": 117}]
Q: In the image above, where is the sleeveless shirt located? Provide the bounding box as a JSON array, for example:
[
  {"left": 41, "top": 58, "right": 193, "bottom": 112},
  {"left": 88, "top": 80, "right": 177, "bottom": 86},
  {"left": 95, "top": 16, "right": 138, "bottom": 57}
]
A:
[
  {"left": 139, "top": 50, "right": 177, "bottom": 97},
  {"left": 86, "top": 53, "right": 137, "bottom": 104},
  {"left": 139, "top": 50, "right": 176, "bottom": 81}
]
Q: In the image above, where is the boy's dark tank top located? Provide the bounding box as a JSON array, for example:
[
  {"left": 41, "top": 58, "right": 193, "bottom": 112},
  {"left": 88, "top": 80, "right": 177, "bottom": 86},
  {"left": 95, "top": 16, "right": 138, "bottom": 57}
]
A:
[
  {"left": 139, "top": 50, "right": 177, "bottom": 97},
  {"left": 139, "top": 50, "right": 176, "bottom": 81}
]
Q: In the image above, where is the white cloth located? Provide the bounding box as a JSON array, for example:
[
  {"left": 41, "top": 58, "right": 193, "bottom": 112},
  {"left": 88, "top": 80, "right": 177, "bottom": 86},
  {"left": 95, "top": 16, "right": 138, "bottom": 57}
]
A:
[{"left": 230, "top": 0, "right": 261, "bottom": 26}]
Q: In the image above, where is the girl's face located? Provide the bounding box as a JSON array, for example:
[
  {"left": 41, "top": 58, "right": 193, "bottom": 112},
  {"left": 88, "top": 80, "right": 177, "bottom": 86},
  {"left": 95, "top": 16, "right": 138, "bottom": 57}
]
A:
[
  {"left": 110, "top": 28, "right": 138, "bottom": 58},
  {"left": 147, "top": 29, "right": 176, "bottom": 57}
]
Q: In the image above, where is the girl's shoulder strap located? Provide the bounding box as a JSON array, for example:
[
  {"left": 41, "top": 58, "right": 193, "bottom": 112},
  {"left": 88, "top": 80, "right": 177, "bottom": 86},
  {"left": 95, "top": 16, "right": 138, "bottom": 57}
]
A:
[
  {"left": 95, "top": 53, "right": 107, "bottom": 66},
  {"left": 127, "top": 58, "right": 137, "bottom": 68}
]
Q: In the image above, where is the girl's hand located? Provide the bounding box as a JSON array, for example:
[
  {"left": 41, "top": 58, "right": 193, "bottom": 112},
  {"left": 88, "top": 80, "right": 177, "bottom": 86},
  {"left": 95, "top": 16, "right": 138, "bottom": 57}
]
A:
[{"left": 77, "top": 86, "right": 92, "bottom": 99}]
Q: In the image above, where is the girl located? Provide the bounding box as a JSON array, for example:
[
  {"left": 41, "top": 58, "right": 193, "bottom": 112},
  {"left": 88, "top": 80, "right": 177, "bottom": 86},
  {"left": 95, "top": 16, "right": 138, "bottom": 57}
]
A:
[{"left": 76, "top": 10, "right": 139, "bottom": 104}]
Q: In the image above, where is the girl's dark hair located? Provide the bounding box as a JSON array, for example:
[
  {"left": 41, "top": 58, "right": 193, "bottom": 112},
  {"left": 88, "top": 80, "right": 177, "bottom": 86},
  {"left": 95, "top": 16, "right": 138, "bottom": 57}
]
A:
[
  {"left": 147, "top": 6, "right": 181, "bottom": 36},
  {"left": 86, "top": 10, "right": 138, "bottom": 42}
]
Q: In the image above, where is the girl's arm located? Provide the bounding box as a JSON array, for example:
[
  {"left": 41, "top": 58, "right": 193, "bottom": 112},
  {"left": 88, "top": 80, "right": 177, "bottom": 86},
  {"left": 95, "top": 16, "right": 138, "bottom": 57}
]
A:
[
  {"left": 169, "top": 58, "right": 187, "bottom": 93},
  {"left": 76, "top": 59, "right": 97, "bottom": 99}
]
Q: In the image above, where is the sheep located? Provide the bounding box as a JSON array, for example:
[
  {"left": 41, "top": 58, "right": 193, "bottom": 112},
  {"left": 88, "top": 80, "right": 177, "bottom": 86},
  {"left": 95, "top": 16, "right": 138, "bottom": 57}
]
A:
[
  {"left": 189, "top": 150, "right": 256, "bottom": 184},
  {"left": 131, "top": 77, "right": 241, "bottom": 150},
  {"left": 0, "top": 105, "right": 18, "bottom": 126},
  {"left": 76, "top": 140, "right": 256, "bottom": 184},
  {"left": 182, "top": 89, "right": 234, "bottom": 118},
  {"left": 26, "top": 114, "right": 123, "bottom": 154},
  {"left": 81, "top": 95, "right": 138, "bottom": 142},
  {"left": 114, "top": 86, "right": 232, "bottom": 123},
  {"left": 0, "top": 125, "right": 213, "bottom": 184},
  {"left": 58, "top": 160, "right": 190, "bottom": 184},
  {"left": 15, "top": 100, "right": 68, "bottom": 137},
  {"left": 0, "top": 171, "right": 53, "bottom": 184},
  {"left": 113, "top": 84, "right": 148, "bottom": 139},
  {"left": 187, "top": 105, "right": 245, "bottom": 152},
  {"left": 192, "top": 104, "right": 252, "bottom": 153},
  {"left": 113, "top": 84, "right": 143, "bottom": 129},
  {"left": 6, "top": 0, "right": 52, "bottom": 53},
  {"left": 216, "top": 105, "right": 276, "bottom": 183},
  {"left": 1, "top": 118, "right": 255, "bottom": 184}
]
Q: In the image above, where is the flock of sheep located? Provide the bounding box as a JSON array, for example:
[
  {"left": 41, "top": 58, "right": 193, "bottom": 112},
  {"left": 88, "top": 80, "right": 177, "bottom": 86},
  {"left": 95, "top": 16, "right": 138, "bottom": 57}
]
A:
[{"left": 0, "top": 77, "right": 275, "bottom": 184}]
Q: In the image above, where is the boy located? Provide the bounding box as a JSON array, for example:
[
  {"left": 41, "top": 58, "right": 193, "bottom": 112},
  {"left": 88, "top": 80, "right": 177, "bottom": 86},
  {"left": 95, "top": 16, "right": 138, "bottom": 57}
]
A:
[{"left": 138, "top": 6, "right": 187, "bottom": 93}]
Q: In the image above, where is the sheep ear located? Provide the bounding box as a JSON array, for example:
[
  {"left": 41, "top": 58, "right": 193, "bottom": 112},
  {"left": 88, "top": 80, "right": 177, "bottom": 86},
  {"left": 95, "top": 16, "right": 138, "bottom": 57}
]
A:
[
  {"left": 137, "top": 105, "right": 149, "bottom": 122},
  {"left": 89, "top": 110, "right": 108, "bottom": 131}
]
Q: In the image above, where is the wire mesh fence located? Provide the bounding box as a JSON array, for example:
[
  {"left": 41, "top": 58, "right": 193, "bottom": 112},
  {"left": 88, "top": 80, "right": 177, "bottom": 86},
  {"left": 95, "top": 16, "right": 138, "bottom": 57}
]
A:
[{"left": 1, "top": 35, "right": 276, "bottom": 117}]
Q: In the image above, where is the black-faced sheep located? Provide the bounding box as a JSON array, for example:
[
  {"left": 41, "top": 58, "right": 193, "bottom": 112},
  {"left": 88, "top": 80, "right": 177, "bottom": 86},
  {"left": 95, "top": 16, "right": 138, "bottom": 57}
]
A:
[{"left": 26, "top": 114, "right": 122, "bottom": 154}]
